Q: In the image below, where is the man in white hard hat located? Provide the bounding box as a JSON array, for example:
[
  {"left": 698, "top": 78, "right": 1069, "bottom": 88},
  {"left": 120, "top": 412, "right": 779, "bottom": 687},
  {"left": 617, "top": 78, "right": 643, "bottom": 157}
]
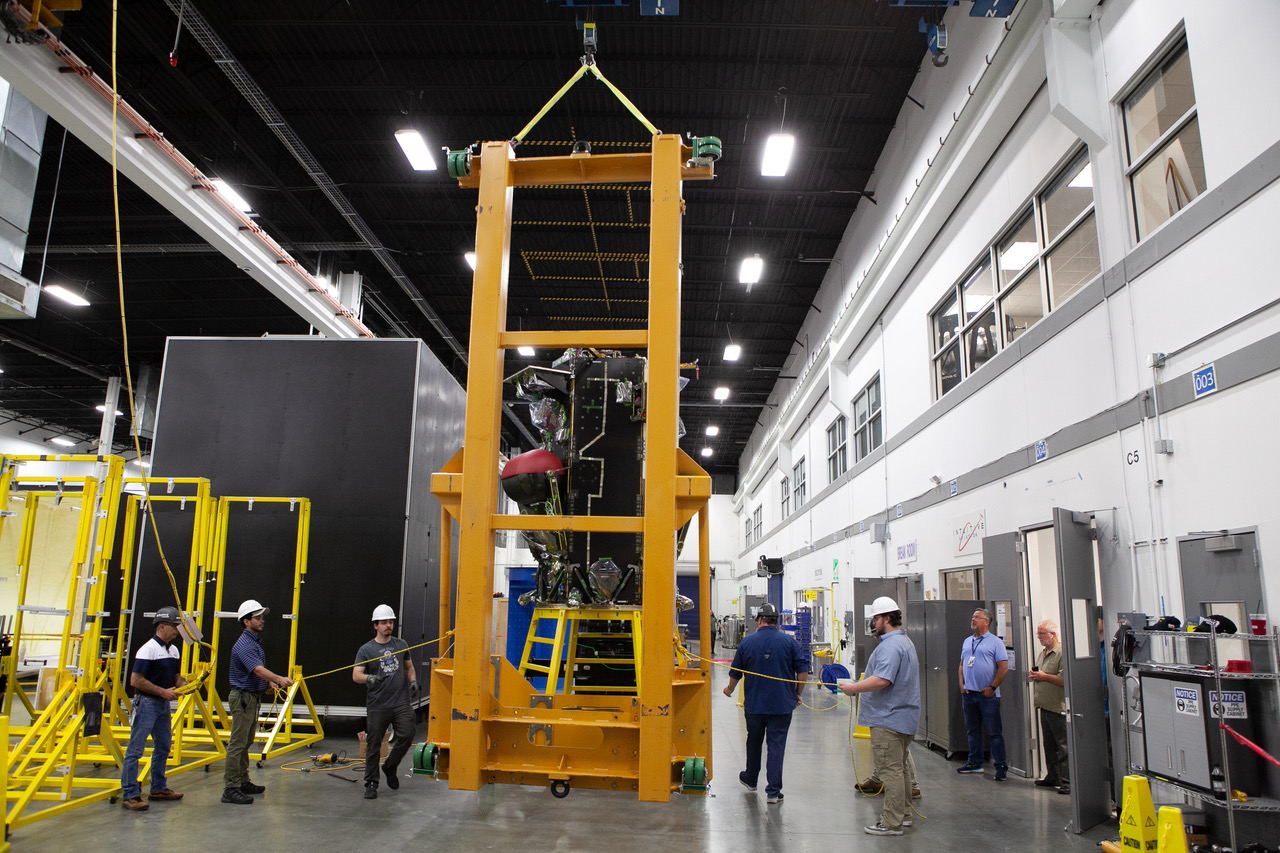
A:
[
  {"left": 223, "top": 599, "right": 294, "bottom": 805},
  {"left": 353, "top": 604, "right": 417, "bottom": 800},
  {"left": 839, "top": 596, "right": 920, "bottom": 836},
  {"left": 120, "top": 605, "right": 188, "bottom": 811}
]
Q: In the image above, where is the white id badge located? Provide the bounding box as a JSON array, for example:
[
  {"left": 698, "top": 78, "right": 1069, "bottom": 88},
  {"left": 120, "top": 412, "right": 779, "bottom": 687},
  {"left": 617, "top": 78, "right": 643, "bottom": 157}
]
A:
[{"left": 966, "top": 656, "right": 976, "bottom": 667}]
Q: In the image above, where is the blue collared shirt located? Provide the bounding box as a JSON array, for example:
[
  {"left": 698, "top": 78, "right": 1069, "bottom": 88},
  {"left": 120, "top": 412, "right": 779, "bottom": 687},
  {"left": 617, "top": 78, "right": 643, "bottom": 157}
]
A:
[
  {"left": 858, "top": 628, "right": 921, "bottom": 735},
  {"left": 229, "top": 629, "right": 268, "bottom": 692},
  {"left": 730, "top": 625, "right": 810, "bottom": 715},
  {"left": 960, "top": 631, "right": 1008, "bottom": 696}
]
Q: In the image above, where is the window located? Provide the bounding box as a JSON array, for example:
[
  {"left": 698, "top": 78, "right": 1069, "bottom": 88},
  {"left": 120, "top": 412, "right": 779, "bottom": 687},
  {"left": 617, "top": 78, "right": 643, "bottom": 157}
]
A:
[
  {"left": 1123, "top": 42, "right": 1204, "bottom": 239},
  {"left": 744, "top": 516, "right": 753, "bottom": 547},
  {"left": 753, "top": 506, "right": 763, "bottom": 543},
  {"left": 792, "top": 459, "right": 806, "bottom": 509},
  {"left": 826, "top": 415, "right": 848, "bottom": 482},
  {"left": 929, "top": 149, "right": 1100, "bottom": 396},
  {"left": 943, "top": 567, "right": 982, "bottom": 599},
  {"left": 852, "top": 376, "right": 882, "bottom": 461},
  {"left": 780, "top": 476, "right": 790, "bottom": 519}
]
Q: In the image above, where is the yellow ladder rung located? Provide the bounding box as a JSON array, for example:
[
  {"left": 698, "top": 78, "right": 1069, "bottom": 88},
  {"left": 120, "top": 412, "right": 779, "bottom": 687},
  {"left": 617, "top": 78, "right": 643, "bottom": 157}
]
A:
[
  {"left": 523, "top": 664, "right": 552, "bottom": 674},
  {"left": 529, "top": 636, "right": 556, "bottom": 644}
]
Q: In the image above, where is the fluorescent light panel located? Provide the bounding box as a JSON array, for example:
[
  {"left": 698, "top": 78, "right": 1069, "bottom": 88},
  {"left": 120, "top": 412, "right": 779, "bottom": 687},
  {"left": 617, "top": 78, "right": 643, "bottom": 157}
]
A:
[
  {"left": 44, "top": 284, "right": 90, "bottom": 307},
  {"left": 723, "top": 343, "right": 741, "bottom": 361},
  {"left": 95, "top": 405, "right": 124, "bottom": 416},
  {"left": 47, "top": 436, "right": 75, "bottom": 447},
  {"left": 517, "top": 346, "right": 535, "bottom": 357},
  {"left": 739, "top": 255, "right": 763, "bottom": 284},
  {"left": 210, "top": 178, "right": 253, "bottom": 213},
  {"left": 705, "top": 425, "right": 719, "bottom": 436},
  {"left": 464, "top": 251, "right": 477, "bottom": 270},
  {"left": 760, "top": 133, "right": 796, "bottom": 177},
  {"left": 700, "top": 447, "right": 713, "bottom": 458},
  {"left": 395, "top": 129, "right": 438, "bottom": 171},
  {"left": 713, "top": 386, "right": 730, "bottom": 401}
]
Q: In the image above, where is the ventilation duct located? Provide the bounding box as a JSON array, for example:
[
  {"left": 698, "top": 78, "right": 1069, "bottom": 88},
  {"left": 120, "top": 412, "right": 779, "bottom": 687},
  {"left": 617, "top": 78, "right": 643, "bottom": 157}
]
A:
[{"left": 0, "top": 77, "right": 46, "bottom": 319}]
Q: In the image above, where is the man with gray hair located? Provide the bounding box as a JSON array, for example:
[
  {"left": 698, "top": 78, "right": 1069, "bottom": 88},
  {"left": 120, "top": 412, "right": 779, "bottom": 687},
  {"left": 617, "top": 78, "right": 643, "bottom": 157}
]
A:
[
  {"left": 1029, "top": 620, "right": 1068, "bottom": 794},
  {"left": 955, "top": 608, "right": 1009, "bottom": 780}
]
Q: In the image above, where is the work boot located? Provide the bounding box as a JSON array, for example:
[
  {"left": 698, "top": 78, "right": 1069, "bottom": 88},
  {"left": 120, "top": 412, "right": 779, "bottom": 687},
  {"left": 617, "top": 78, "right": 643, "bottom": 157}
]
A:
[
  {"left": 994, "top": 765, "right": 1008, "bottom": 782},
  {"left": 148, "top": 788, "right": 183, "bottom": 801},
  {"left": 912, "top": 785, "right": 922, "bottom": 799},
  {"left": 364, "top": 782, "right": 378, "bottom": 799},
  {"left": 221, "top": 788, "right": 254, "bottom": 805},
  {"left": 241, "top": 780, "right": 265, "bottom": 794},
  {"left": 383, "top": 762, "right": 400, "bottom": 790},
  {"left": 121, "top": 797, "right": 149, "bottom": 811},
  {"left": 855, "top": 777, "right": 884, "bottom": 795}
]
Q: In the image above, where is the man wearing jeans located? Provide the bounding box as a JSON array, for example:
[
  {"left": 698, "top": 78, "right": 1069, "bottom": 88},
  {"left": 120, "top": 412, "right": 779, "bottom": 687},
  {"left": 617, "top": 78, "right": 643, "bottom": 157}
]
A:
[
  {"left": 353, "top": 604, "right": 417, "bottom": 800},
  {"left": 222, "top": 599, "right": 294, "bottom": 805},
  {"left": 120, "top": 606, "right": 187, "bottom": 811},
  {"left": 722, "top": 603, "right": 809, "bottom": 804},
  {"left": 840, "top": 596, "right": 920, "bottom": 836},
  {"left": 956, "top": 608, "right": 1009, "bottom": 780}
]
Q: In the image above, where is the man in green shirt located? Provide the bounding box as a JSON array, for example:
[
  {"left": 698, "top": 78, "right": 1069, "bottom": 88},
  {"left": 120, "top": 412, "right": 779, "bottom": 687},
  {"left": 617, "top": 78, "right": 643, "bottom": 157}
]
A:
[{"left": 1028, "top": 620, "right": 1068, "bottom": 794}]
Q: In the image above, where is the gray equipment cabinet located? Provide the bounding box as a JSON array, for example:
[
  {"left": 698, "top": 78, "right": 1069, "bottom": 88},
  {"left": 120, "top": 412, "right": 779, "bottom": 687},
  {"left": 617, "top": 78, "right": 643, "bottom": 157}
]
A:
[
  {"left": 1129, "top": 628, "right": 1280, "bottom": 851},
  {"left": 907, "top": 600, "right": 983, "bottom": 758}
]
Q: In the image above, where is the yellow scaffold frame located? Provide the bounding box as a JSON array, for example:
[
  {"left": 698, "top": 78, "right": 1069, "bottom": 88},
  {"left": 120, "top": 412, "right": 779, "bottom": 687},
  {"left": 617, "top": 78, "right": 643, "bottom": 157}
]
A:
[
  {"left": 209, "top": 496, "right": 324, "bottom": 762},
  {"left": 426, "top": 134, "right": 715, "bottom": 802}
]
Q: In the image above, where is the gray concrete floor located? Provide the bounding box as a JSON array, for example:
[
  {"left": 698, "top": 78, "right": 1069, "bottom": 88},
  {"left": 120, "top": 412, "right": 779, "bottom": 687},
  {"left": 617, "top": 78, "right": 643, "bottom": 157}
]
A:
[{"left": 17, "top": 664, "right": 1118, "bottom": 851}]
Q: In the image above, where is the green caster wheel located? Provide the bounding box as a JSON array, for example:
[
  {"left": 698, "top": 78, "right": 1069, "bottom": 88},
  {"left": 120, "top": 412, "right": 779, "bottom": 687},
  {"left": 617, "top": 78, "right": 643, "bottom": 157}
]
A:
[{"left": 411, "top": 741, "right": 438, "bottom": 775}]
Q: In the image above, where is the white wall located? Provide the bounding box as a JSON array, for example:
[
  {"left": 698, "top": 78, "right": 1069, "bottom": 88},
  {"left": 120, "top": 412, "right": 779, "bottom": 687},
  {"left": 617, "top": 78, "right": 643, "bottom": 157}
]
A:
[{"left": 722, "top": 0, "right": 1280, "bottom": 659}]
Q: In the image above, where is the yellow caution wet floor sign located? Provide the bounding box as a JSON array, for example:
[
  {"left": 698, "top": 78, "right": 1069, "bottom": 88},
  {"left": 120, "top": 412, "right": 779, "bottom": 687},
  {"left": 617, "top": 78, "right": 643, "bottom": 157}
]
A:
[
  {"left": 1118, "top": 775, "right": 1159, "bottom": 851},
  {"left": 1156, "top": 806, "right": 1188, "bottom": 853}
]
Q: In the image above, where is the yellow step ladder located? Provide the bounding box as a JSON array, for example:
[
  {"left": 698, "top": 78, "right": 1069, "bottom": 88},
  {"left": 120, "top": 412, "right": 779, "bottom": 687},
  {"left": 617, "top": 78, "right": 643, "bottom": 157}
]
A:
[{"left": 518, "top": 607, "right": 643, "bottom": 695}]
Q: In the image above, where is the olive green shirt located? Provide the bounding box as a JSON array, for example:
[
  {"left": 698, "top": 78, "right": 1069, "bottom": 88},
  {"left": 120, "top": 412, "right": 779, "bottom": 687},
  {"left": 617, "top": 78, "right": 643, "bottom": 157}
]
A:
[{"left": 1034, "top": 643, "right": 1065, "bottom": 713}]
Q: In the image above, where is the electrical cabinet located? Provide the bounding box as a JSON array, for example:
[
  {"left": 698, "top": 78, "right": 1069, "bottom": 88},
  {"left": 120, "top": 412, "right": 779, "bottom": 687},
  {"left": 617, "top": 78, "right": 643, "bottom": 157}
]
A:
[{"left": 906, "top": 599, "right": 983, "bottom": 757}]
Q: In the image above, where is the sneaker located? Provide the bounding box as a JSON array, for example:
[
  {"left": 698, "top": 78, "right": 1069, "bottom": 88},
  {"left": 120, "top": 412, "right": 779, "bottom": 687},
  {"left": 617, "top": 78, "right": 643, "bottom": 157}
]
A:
[
  {"left": 956, "top": 764, "right": 983, "bottom": 774},
  {"left": 121, "top": 797, "right": 149, "bottom": 811},
  {"left": 221, "top": 788, "right": 253, "bottom": 805},
  {"left": 364, "top": 783, "right": 378, "bottom": 800},
  {"left": 383, "top": 762, "right": 400, "bottom": 790},
  {"left": 1034, "top": 778, "right": 1060, "bottom": 788},
  {"left": 864, "top": 822, "right": 903, "bottom": 836},
  {"left": 240, "top": 780, "right": 265, "bottom": 794},
  {"left": 912, "top": 786, "right": 922, "bottom": 800},
  {"left": 766, "top": 793, "right": 784, "bottom": 805},
  {"left": 901, "top": 819, "right": 914, "bottom": 827},
  {"left": 148, "top": 788, "right": 183, "bottom": 801},
  {"left": 738, "top": 771, "right": 757, "bottom": 793},
  {"left": 994, "top": 765, "right": 1008, "bottom": 782},
  {"left": 855, "top": 778, "right": 884, "bottom": 795}
]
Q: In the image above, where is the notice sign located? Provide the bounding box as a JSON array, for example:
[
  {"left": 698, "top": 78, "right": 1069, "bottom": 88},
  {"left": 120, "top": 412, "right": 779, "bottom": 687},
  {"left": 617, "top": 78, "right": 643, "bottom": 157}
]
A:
[
  {"left": 896, "top": 540, "right": 918, "bottom": 564},
  {"left": 1209, "top": 691, "right": 1247, "bottom": 719},
  {"left": 953, "top": 510, "right": 987, "bottom": 558},
  {"left": 1174, "top": 687, "right": 1200, "bottom": 716}
]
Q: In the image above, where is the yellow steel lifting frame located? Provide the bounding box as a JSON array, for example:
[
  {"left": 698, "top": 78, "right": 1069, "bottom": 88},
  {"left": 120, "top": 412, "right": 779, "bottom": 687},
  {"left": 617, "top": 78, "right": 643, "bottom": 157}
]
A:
[
  {"left": 426, "top": 134, "right": 714, "bottom": 801},
  {"left": 209, "top": 497, "right": 324, "bottom": 762}
]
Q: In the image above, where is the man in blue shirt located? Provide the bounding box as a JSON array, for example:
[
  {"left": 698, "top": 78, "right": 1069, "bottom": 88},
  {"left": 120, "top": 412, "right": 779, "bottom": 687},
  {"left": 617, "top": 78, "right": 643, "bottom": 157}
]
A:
[
  {"left": 223, "top": 599, "right": 294, "bottom": 805},
  {"left": 722, "top": 603, "right": 809, "bottom": 804},
  {"left": 956, "top": 607, "right": 1009, "bottom": 780},
  {"left": 120, "top": 605, "right": 187, "bottom": 811},
  {"left": 840, "top": 596, "right": 920, "bottom": 836}
]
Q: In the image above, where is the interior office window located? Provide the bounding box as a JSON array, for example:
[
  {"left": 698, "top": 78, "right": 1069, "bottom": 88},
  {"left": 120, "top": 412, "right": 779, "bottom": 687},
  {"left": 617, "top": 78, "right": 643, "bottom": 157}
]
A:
[
  {"left": 852, "top": 375, "right": 882, "bottom": 462},
  {"left": 780, "top": 476, "right": 790, "bottom": 519},
  {"left": 753, "top": 506, "right": 763, "bottom": 542},
  {"left": 744, "top": 516, "right": 753, "bottom": 547},
  {"left": 826, "top": 415, "right": 848, "bottom": 482},
  {"left": 943, "top": 567, "right": 982, "bottom": 599},
  {"left": 792, "top": 458, "right": 806, "bottom": 509},
  {"left": 929, "top": 148, "right": 1099, "bottom": 397},
  {"left": 1124, "top": 42, "right": 1205, "bottom": 239}
]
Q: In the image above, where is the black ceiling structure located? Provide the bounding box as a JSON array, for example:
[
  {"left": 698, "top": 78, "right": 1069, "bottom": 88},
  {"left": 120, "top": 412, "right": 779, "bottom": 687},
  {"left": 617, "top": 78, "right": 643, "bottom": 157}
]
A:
[{"left": 3, "top": 0, "right": 929, "bottom": 485}]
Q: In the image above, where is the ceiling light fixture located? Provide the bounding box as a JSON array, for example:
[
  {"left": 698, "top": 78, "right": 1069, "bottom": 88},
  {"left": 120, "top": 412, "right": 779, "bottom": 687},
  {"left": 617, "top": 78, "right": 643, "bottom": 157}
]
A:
[
  {"left": 713, "top": 386, "right": 730, "bottom": 401},
  {"left": 517, "top": 346, "right": 535, "bottom": 357},
  {"left": 700, "top": 447, "right": 713, "bottom": 458},
  {"left": 209, "top": 178, "right": 254, "bottom": 214},
  {"left": 705, "top": 425, "right": 719, "bottom": 436},
  {"left": 464, "top": 251, "right": 477, "bottom": 271},
  {"left": 43, "top": 284, "right": 91, "bottom": 307},
  {"left": 723, "top": 343, "right": 742, "bottom": 362},
  {"left": 738, "top": 254, "right": 763, "bottom": 285},
  {"left": 760, "top": 132, "right": 796, "bottom": 177},
  {"left": 394, "top": 129, "right": 438, "bottom": 171},
  {"left": 46, "top": 436, "right": 76, "bottom": 448},
  {"left": 95, "top": 405, "right": 124, "bottom": 417}
]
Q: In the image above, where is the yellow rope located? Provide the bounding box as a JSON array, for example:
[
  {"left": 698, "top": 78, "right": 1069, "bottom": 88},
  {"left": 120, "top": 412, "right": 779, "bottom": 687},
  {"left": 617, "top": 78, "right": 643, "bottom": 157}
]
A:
[
  {"left": 296, "top": 633, "right": 452, "bottom": 683},
  {"left": 511, "top": 61, "right": 660, "bottom": 145}
]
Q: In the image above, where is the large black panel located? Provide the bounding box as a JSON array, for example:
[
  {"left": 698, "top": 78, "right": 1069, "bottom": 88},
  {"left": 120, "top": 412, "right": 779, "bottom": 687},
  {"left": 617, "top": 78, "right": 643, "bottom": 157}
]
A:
[{"left": 137, "top": 337, "right": 464, "bottom": 713}]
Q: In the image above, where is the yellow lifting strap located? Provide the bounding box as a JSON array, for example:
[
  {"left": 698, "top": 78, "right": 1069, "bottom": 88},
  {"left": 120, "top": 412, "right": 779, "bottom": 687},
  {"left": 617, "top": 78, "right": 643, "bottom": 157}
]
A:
[{"left": 512, "top": 60, "right": 661, "bottom": 145}]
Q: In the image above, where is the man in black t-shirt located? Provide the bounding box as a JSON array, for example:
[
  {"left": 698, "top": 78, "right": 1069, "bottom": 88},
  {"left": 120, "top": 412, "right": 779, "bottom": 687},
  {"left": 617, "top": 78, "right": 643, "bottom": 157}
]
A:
[{"left": 353, "top": 604, "right": 418, "bottom": 799}]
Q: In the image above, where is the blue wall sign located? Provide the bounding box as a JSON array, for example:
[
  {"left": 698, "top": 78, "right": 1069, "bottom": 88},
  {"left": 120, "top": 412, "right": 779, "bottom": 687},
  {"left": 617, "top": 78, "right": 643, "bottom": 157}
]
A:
[
  {"left": 949, "top": 479, "right": 959, "bottom": 497},
  {"left": 1192, "top": 363, "right": 1217, "bottom": 398},
  {"left": 1034, "top": 440, "right": 1048, "bottom": 463}
]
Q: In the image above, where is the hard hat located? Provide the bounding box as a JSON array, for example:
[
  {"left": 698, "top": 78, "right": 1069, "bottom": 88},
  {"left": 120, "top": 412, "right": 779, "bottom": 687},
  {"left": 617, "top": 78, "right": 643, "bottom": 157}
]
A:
[
  {"left": 236, "top": 599, "right": 269, "bottom": 620},
  {"left": 371, "top": 604, "right": 396, "bottom": 621},
  {"left": 865, "top": 596, "right": 901, "bottom": 619},
  {"left": 153, "top": 605, "right": 181, "bottom": 627},
  {"left": 756, "top": 603, "right": 779, "bottom": 618}
]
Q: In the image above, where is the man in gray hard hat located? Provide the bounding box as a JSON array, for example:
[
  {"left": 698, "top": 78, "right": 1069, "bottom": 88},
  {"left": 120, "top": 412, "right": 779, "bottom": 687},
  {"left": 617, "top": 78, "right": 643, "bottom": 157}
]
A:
[
  {"left": 223, "top": 599, "right": 294, "bottom": 805},
  {"left": 120, "top": 605, "right": 187, "bottom": 811},
  {"left": 840, "top": 596, "right": 920, "bottom": 836},
  {"left": 353, "top": 604, "right": 417, "bottom": 800}
]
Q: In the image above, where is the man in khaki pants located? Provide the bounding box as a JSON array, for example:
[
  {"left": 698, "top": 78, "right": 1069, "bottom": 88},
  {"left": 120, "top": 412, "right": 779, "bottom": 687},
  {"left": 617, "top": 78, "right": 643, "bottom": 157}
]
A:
[{"left": 839, "top": 596, "right": 921, "bottom": 837}]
